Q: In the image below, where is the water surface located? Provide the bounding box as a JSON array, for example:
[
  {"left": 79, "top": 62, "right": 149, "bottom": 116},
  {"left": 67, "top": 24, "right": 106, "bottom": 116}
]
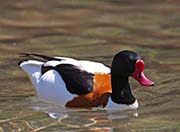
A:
[{"left": 0, "top": 0, "right": 180, "bottom": 131}]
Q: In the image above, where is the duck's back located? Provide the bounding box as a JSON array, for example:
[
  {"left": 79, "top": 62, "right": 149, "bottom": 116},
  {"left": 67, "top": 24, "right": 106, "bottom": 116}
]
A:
[{"left": 19, "top": 54, "right": 111, "bottom": 107}]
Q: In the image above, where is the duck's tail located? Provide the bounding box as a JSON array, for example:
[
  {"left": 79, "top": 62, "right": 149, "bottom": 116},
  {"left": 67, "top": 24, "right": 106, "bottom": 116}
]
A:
[
  {"left": 18, "top": 52, "right": 55, "bottom": 89},
  {"left": 18, "top": 60, "right": 44, "bottom": 89}
]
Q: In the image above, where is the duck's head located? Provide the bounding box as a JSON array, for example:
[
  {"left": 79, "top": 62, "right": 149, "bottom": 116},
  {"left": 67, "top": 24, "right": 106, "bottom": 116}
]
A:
[{"left": 111, "top": 50, "right": 154, "bottom": 105}]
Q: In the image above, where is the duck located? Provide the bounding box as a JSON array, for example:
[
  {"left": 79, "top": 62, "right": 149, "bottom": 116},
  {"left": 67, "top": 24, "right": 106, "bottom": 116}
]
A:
[{"left": 18, "top": 50, "right": 154, "bottom": 109}]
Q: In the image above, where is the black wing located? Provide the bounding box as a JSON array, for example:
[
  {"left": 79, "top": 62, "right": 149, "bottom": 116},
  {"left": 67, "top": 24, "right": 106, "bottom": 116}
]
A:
[
  {"left": 42, "top": 64, "right": 94, "bottom": 95},
  {"left": 19, "top": 53, "right": 94, "bottom": 95}
]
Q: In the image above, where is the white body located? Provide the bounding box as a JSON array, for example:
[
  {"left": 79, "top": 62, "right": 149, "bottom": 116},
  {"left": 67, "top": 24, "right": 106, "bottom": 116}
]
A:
[
  {"left": 19, "top": 57, "right": 138, "bottom": 110},
  {"left": 20, "top": 58, "right": 109, "bottom": 105}
]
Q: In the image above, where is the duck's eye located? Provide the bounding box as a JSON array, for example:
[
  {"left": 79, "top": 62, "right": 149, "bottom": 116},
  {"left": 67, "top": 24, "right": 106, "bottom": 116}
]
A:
[{"left": 138, "top": 73, "right": 142, "bottom": 78}]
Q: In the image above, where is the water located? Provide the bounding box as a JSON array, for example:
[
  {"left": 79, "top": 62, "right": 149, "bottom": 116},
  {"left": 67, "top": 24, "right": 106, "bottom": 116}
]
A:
[{"left": 0, "top": 0, "right": 180, "bottom": 131}]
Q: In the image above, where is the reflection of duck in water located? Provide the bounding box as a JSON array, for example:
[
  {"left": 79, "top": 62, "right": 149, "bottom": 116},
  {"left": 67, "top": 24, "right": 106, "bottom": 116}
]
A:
[
  {"left": 18, "top": 50, "right": 154, "bottom": 109},
  {"left": 28, "top": 98, "right": 139, "bottom": 129}
]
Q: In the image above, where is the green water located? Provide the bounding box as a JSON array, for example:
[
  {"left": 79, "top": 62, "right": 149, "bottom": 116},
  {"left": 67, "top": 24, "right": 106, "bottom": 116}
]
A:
[{"left": 0, "top": 0, "right": 180, "bottom": 131}]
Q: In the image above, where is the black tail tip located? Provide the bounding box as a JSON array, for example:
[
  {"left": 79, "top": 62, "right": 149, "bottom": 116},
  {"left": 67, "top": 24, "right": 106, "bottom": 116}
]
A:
[
  {"left": 18, "top": 59, "right": 28, "bottom": 66},
  {"left": 18, "top": 53, "right": 30, "bottom": 57},
  {"left": 18, "top": 60, "right": 23, "bottom": 66}
]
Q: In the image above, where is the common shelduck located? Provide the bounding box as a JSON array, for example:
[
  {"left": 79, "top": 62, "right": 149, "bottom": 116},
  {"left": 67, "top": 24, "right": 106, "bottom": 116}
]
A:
[{"left": 18, "top": 50, "right": 154, "bottom": 109}]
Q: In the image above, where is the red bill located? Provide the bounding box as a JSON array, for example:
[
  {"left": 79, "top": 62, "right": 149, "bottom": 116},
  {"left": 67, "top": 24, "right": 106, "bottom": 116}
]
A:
[{"left": 130, "top": 60, "right": 154, "bottom": 86}]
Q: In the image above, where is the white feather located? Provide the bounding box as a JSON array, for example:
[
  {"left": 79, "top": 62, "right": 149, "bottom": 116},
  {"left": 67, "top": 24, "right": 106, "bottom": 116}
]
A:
[
  {"left": 19, "top": 60, "right": 74, "bottom": 105},
  {"left": 106, "top": 99, "right": 139, "bottom": 110},
  {"left": 44, "top": 57, "right": 110, "bottom": 74},
  {"left": 43, "top": 60, "right": 62, "bottom": 67},
  {"left": 38, "top": 70, "right": 74, "bottom": 105},
  {"left": 19, "top": 57, "right": 110, "bottom": 106},
  {"left": 79, "top": 60, "right": 110, "bottom": 74},
  {"left": 19, "top": 60, "right": 43, "bottom": 89}
]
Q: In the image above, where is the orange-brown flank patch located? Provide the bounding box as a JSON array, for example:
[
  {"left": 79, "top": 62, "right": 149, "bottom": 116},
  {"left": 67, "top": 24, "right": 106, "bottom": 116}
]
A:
[{"left": 65, "top": 73, "right": 112, "bottom": 108}]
